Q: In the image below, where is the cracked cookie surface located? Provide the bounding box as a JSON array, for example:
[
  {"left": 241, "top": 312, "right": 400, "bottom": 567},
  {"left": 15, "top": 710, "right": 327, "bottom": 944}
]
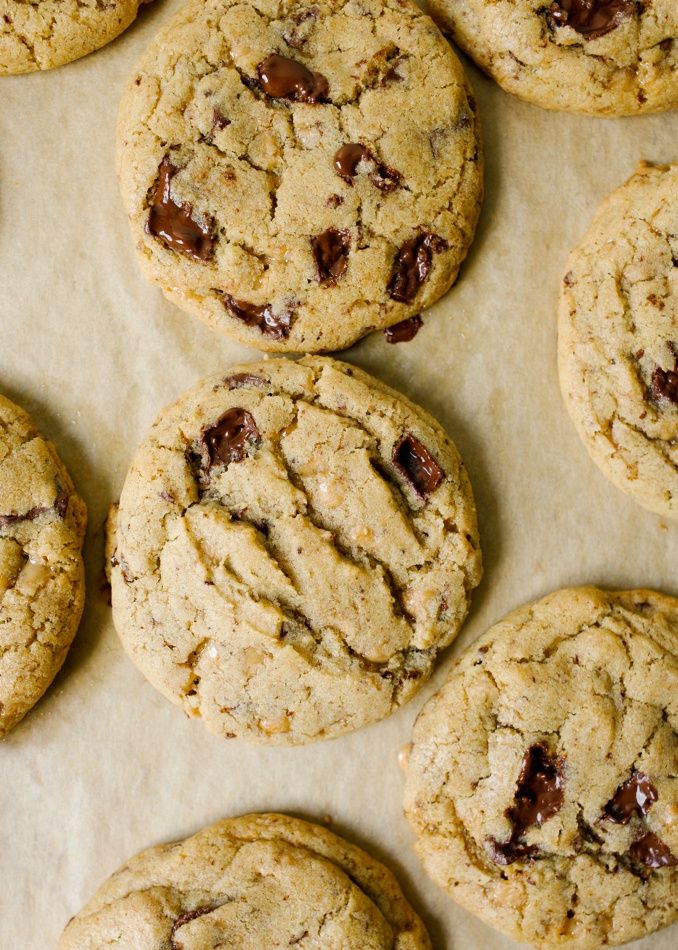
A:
[
  {"left": 403, "top": 586, "right": 678, "bottom": 949},
  {"left": 116, "top": 0, "right": 482, "bottom": 352},
  {"left": 58, "top": 813, "right": 432, "bottom": 949},
  {"left": 558, "top": 162, "right": 678, "bottom": 520},
  {"left": 0, "top": 395, "right": 86, "bottom": 737},
  {"left": 110, "top": 356, "right": 481, "bottom": 744},
  {"left": 0, "top": 0, "right": 145, "bottom": 74},
  {"left": 428, "top": 0, "right": 678, "bottom": 115}
]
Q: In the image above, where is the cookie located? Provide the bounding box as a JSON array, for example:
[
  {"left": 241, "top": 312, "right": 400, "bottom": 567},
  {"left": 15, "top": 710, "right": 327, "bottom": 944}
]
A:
[
  {"left": 116, "top": 0, "right": 482, "bottom": 353},
  {"left": 109, "top": 356, "right": 482, "bottom": 744},
  {"left": 0, "top": 395, "right": 86, "bottom": 737},
  {"left": 428, "top": 0, "right": 678, "bottom": 116},
  {"left": 558, "top": 161, "right": 678, "bottom": 520},
  {"left": 0, "top": 0, "right": 145, "bottom": 75},
  {"left": 58, "top": 812, "right": 431, "bottom": 949},
  {"left": 403, "top": 586, "right": 678, "bottom": 949}
]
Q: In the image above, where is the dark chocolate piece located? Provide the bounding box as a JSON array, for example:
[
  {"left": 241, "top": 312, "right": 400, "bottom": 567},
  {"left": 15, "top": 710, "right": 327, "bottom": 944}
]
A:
[
  {"left": 224, "top": 373, "right": 266, "bottom": 390},
  {"left": 212, "top": 108, "right": 230, "bottom": 130},
  {"left": 223, "top": 295, "right": 293, "bottom": 340},
  {"left": 384, "top": 315, "right": 422, "bottom": 344},
  {"left": 603, "top": 771, "right": 658, "bottom": 824},
  {"left": 549, "top": 0, "right": 636, "bottom": 39},
  {"left": 147, "top": 156, "right": 215, "bottom": 261},
  {"left": 388, "top": 232, "right": 447, "bottom": 303},
  {"left": 393, "top": 434, "right": 444, "bottom": 498},
  {"left": 629, "top": 832, "right": 678, "bottom": 869},
  {"left": 311, "top": 228, "right": 350, "bottom": 285},
  {"left": 202, "top": 408, "right": 260, "bottom": 468},
  {"left": 651, "top": 357, "right": 678, "bottom": 405},
  {"left": 256, "top": 54, "right": 328, "bottom": 103},
  {"left": 171, "top": 906, "right": 215, "bottom": 948},
  {"left": 334, "top": 143, "right": 401, "bottom": 191}
]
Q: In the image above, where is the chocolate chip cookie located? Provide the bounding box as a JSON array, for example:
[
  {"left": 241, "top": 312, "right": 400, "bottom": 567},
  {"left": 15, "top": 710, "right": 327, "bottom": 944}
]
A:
[
  {"left": 404, "top": 586, "right": 678, "bottom": 948},
  {"left": 109, "top": 356, "right": 482, "bottom": 744},
  {"left": 0, "top": 395, "right": 86, "bottom": 737},
  {"left": 58, "top": 813, "right": 431, "bottom": 949},
  {"left": 116, "top": 0, "right": 482, "bottom": 352},
  {"left": 558, "top": 161, "right": 678, "bottom": 519},
  {"left": 428, "top": 1, "right": 678, "bottom": 115},
  {"left": 0, "top": 0, "right": 146, "bottom": 75}
]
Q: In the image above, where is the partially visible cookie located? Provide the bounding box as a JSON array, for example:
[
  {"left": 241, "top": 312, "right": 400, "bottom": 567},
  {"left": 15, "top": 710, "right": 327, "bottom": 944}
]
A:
[
  {"left": 404, "top": 586, "right": 678, "bottom": 949},
  {"left": 428, "top": 1, "right": 678, "bottom": 115},
  {"left": 0, "top": 395, "right": 86, "bottom": 737},
  {"left": 58, "top": 812, "right": 432, "bottom": 949},
  {"left": 110, "top": 356, "right": 481, "bottom": 744},
  {"left": 116, "top": 0, "right": 482, "bottom": 352},
  {"left": 0, "top": 0, "right": 146, "bottom": 75},
  {"left": 558, "top": 161, "right": 678, "bottom": 519}
]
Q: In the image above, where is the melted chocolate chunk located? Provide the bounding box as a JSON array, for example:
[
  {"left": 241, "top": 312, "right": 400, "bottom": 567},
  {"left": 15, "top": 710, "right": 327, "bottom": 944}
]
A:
[
  {"left": 603, "top": 771, "right": 658, "bottom": 824},
  {"left": 549, "top": 0, "right": 637, "bottom": 39},
  {"left": 652, "top": 358, "right": 678, "bottom": 405},
  {"left": 224, "top": 373, "right": 266, "bottom": 390},
  {"left": 0, "top": 505, "right": 48, "bottom": 526},
  {"left": 384, "top": 315, "right": 422, "bottom": 344},
  {"left": 171, "top": 905, "right": 215, "bottom": 947},
  {"left": 488, "top": 744, "right": 566, "bottom": 866},
  {"left": 629, "top": 832, "right": 678, "bottom": 869},
  {"left": 388, "top": 233, "right": 448, "bottom": 303},
  {"left": 256, "top": 54, "right": 328, "bottom": 103},
  {"left": 223, "top": 295, "right": 293, "bottom": 340},
  {"left": 393, "top": 434, "right": 444, "bottom": 498},
  {"left": 202, "top": 408, "right": 260, "bottom": 469},
  {"left": 147, "top": 156, "right": 215, "bottom": 261},
  {"left": 311, "top": 228, "right": 351, "bottom": 285},
  {"left": 334, "top": 143, "right": 402, "bottom": 191}
]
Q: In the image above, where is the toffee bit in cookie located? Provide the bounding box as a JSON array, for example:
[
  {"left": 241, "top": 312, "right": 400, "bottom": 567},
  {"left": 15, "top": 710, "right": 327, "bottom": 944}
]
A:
[
  {"left": 222, "top": 294, "right": 293, "bottom": 340},
  {"left": 311, "top": 228, "right": 351, "bottom": 285},
  {"left": 256, "top": 53, "right": 329, "bottom": 103},
  {"left": 388, "top": 233, "right": 448, "bottom": 303},
  {"left": 334, "top": 143, "right": 402, "bottom": 191},
  {"left": 603, "top": 771, "right": 658, "bottom": 824},
  {"left": 171, "top": 905, "right": 215, "bottom": 946},
  {"left": 629, "top": 831, "right": 678, "bottom": 869},
  {"left": 549, "top": 0, "right": 636, "bottom": 39},
  {"left": 651, "top": 359, "right": 678, "bottom": 405},
  {"left": 202, "top": 408, "right": 260, "bottom": 468},
  {"left": 147, "top": 156, "right": 215, "bottom": 261},
  {"left": 384, "top": 315, "right": 422, "bottom": 344},
  {"left": 393, "top": 434, "right": 444, "bottom": 498}
]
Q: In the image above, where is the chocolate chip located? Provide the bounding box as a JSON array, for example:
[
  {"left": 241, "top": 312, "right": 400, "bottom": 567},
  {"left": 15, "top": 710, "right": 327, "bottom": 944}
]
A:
[
  {"left": 222, "top": 294, "right": 293, "bottom": 340},
  {"left": 0, "top": 505, "right": 47, "bottom": 526},
  {"left": 488, "top": 744, "right": 566, "bottom": 866},
  {"left": 334, "top": 143, "right": 402, "bottom": 191},
  {"left": 202, "top": 408, "right": 260, "bottom": 469},
  {"left": 629, "top": 831, "right": 678, "bottom": 869},
  {"left": 603, "top": 771, "right": 658, "bottom": 824},
  {"left": 147, "top": 156, "right": 215, "bottom": 261},
  {"left": 311, "top": 228, "right": 350, "bottom": 285},
  {"left": 651, "top": 357, "right": 678, "bottom": 405},
  {"left": 223, "top": 373, "right": 266, "bottom": 390},
  {"left": 393, "top": 434, "right": 444, "bottom": 498},
  {"left": 384, "top": 315, "right": 422, "bottom": 344},
  {"left": 212, "top": 108, "right": 230, "bottom": 130},
  {"left": 549, "top": 0, "right": 636, "bottom": 39},
  {"left": 256, "top": 54, "right": 328, "bottom": 103},
  {"left": 388, "top": 233, "right": 448, "bottom": 303},
  {"left": 171, "top": 906, "right": 215, "bottom": 947}
]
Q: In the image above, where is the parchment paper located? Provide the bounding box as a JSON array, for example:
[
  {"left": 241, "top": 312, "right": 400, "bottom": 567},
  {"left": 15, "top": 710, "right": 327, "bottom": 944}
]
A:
[{"left": 1, "top": 3, "right": 677, "bottom": 946}]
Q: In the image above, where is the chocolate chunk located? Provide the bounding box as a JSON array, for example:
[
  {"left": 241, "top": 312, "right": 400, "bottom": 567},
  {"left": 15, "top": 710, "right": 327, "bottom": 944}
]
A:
[
  {"left": 488, "top": 744, "right": 566, "bottom": 866},
  {"left": 651, "top": 358, "right": 678, "bottom": 405},
  {"left": 393, "top": 434, "right": 444, "bottom": 498},
  {"left": 311, "top": 228, "right": 351, "bottom": 285},
  {"left": 224, "top": 373, "right": 266, "bottom": 390},
  {"left": 384, "top": 315, "right": 422, "bottom": 344},
  {"left": 212, "top": 108, "right": 230, "bottom": 130},
  {"left": 171, "top": 905, "right": 214, "bottom": 947},
  {"left": 202, "top": 408, "right": 260, "bottom": 468},
  {"left": 334, "top": 143, "right": 401, "bottom": 191},
  {"left": 629, "top": 832, "right": 678, "bottom": 869},
  {"left": 388, "top": 233, "right": 448, "bottom": 303},
  {"left": 256, "top": 54, "right": 328, "bottom": 103},
  {"left": 147, "top": 156, "right": 215, "bottom": 261},
  {"left": 549, "top": 0, "right": 636, "bottom": 39},
  {"left": 223, "top": 295, "right": 293, "bottom": 340},
  {"left": 603, "top": 771, "right": 658, "bottom": 824},
  {"left": 0, "top": 505, "right": 47, "bottom": 526}
]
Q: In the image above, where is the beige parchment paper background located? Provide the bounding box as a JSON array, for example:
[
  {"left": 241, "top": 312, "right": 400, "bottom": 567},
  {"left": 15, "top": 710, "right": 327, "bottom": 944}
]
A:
[{"left": 1, "top": 2, "right": 677, "bottom": 946}]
